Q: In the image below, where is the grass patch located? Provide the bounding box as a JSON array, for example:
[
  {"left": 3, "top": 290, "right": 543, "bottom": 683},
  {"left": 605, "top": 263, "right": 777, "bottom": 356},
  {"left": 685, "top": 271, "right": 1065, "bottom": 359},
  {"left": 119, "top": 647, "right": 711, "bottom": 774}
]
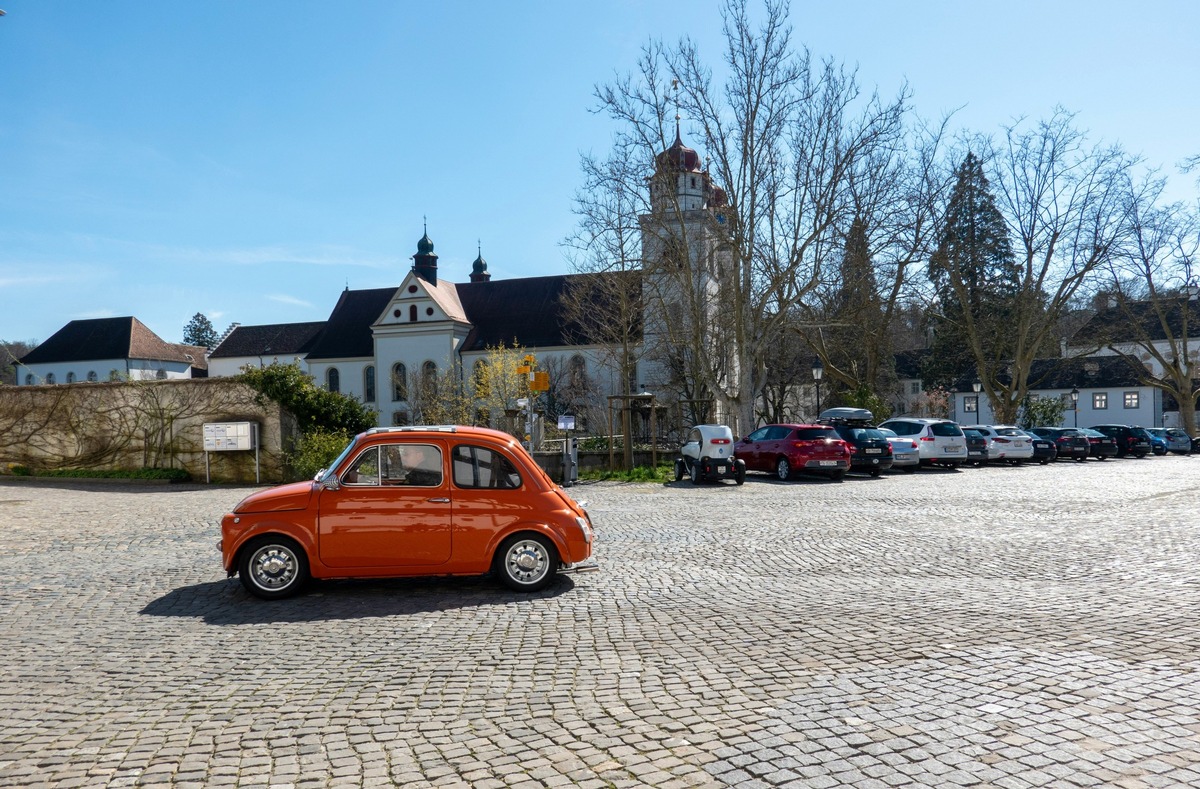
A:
[
  {"left": 578, "top": 463, "right": 673, "bottom": 483},
  {"left": 2, "top": 466, "right": 190, "bottom": 482}
]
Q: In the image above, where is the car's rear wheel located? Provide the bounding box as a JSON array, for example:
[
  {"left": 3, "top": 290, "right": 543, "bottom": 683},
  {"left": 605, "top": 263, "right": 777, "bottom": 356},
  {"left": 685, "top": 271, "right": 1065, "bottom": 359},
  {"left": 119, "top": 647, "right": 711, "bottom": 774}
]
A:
[
  {"left": 735, "top": 461, "right": 746, "bottom": 486},
  {"left": 775, "top": 457, "right": 791, "bottom": 480},
  {"left": 828, "top": 470, "right": 845, "bottom": 482},
  {"left": 869, "top": 469, "right": 881, "bottom": 478},
  {"left": 239, "top": 535, "right": 309, "bottom": 600},
  {"left": 495, "top": 533, "right": 558, "bottom": 592},
  {"left": 690, "top": 462, "right": 701, "bottom": 484}
]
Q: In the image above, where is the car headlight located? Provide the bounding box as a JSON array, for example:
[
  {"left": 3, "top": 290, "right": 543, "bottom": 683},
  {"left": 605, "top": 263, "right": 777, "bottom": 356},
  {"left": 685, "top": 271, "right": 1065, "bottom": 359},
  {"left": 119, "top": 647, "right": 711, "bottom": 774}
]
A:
[{"left": 576, "top": 516, "right": 593, "bottom": 544}]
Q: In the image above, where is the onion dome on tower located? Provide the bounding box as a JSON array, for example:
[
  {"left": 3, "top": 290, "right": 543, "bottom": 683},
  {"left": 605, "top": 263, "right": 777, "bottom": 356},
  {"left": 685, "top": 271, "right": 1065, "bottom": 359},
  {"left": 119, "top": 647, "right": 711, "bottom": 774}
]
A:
[
  {"left": 412, "top": 223, "right": 438, "bottom": 284},
  {"left": 470, "top": 244, "right": 491, "bottom": 283}
]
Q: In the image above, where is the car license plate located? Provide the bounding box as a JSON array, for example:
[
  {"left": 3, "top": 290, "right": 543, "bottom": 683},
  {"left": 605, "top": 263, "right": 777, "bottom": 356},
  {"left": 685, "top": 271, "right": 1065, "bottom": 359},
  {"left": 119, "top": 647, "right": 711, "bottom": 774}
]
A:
[
  {"left": 819, "top": 460, "right": 837, "bottom": 466},
  {"left": 865, "top": 448, "right": 881, "bottom": 454},
  {"left": 945, "top": 446, "right": 963, "bottom": 453}
]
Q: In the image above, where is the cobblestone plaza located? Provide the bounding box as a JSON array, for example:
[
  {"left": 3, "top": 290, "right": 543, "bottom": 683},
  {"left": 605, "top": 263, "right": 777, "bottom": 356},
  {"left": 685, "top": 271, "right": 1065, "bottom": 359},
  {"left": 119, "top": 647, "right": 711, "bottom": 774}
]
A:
[{"left": 2, "top": 457, "right": 1199, "bottom": 788}]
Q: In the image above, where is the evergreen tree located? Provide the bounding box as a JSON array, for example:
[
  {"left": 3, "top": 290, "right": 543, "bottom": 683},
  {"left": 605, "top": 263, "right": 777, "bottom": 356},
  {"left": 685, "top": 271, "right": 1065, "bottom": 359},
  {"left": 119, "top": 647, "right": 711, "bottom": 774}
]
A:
[
  {"left": 182, "top": 313, "right": 219, "bottom": 350},
  {"left": 923, "top": 153, "right": 1019, "bottom": 386}
]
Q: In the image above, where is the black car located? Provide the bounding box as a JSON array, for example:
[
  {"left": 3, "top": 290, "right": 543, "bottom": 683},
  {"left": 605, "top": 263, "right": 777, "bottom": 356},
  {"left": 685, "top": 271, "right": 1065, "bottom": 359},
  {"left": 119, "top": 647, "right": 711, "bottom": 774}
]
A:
[
  {"left": 819, "top": 407, "right": 894, "bottom": 477},
  {"left": 960, "top": 427, "right": 990, "bottom": 466},
  {"left": 1090, "top": 424, "right": 1152, "bottom": 458},
  {"left": 1024, "top": 431, "right": 1058, "bottom": 465},
  {"left": 1078, "top": 428, "right": 1119, "bottom": 460},
  {"left": 1029, "top": 427, "right": 1091, "bottom": 462}
]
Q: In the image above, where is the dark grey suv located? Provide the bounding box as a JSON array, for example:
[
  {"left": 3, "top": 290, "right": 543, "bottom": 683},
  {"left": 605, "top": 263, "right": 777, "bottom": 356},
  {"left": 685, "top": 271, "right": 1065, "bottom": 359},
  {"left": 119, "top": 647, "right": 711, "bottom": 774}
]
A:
[{"left": 1089, "top": 424, "right": 1151, "bottom": 458}]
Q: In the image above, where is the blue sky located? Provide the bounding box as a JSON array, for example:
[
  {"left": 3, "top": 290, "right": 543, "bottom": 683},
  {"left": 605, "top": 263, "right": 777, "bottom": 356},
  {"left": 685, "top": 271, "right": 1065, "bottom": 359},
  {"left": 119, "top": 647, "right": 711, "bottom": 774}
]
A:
[{"left": 1, "top": 1, "right": 1197, "bottom": 345}]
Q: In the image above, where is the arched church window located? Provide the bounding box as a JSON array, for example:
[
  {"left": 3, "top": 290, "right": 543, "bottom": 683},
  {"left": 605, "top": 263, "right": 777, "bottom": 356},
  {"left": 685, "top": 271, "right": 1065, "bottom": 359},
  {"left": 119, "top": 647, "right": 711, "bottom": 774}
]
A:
[
  {"left": 393, "top": 363, "right": 408, "bottom": 402},
  {"left": 87, "top": 371, "right": 97, "bottom": 382},
  {"left": 409, "top": 305, "right": 418, "bottom": 322},
  {"left": 66, "top": 372, "right": 76, "bottom": 383},
  {"left": 46, "top": 372, "right": 56, "bottom": 385},
  {"left": 363, "top": 366, "right": 376, "bottom": 402},
  {"left": 569, "top": 354, "right": 586, "bottom": 387},
  {"left": 326, "top": 367, "right": 340, "bottom": 393},
  {"left": 422, "top": 361, "right": 437, "bottom": 398}
]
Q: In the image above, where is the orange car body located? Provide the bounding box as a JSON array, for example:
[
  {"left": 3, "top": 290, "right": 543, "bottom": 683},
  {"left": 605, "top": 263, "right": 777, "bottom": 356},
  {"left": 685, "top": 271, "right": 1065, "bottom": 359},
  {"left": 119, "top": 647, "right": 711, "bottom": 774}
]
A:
[{"left": 220, "top": 426, "right": 594, "bottom": 595}]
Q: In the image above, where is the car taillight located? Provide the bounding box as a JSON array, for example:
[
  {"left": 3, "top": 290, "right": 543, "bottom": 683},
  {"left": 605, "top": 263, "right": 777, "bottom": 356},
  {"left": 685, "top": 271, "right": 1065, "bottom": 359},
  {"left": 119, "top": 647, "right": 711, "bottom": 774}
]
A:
[
  {"left": 710, "top": 438, "right": 731, "bottom": 445},
  {"left": 909, "top": 441, "right": 918, "bottom": 449},
  {"left": 994, "top": 437, "right": 1011, "bottom": 444},
  {"left": 920, "top": 436, "right": 935, "bottom": 441}
]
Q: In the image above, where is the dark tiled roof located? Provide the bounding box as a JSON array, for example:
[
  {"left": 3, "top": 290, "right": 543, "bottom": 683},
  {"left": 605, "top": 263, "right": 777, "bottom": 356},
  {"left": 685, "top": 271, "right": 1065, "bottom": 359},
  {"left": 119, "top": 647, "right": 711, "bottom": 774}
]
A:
[
  {"left": 210, "top": 322, "right": 326, "bottom": 359},
  {"left": 19, "top": 317, "right": 200, "bottom": 366},
  {"left": 952, "top": 355, "right": 1147, "bottom": 391},
  {"left": 304, "top": 288, "right": 396, "bottom": 360},
  {"left": 1073, "top": 299, "right": 1200, "bottom": 347},
  {"left": 457, "top": 272, "right": 639, "bottom": 351},
  {"left": 894, "top": 348, "right": 929, "bottom": 379}
]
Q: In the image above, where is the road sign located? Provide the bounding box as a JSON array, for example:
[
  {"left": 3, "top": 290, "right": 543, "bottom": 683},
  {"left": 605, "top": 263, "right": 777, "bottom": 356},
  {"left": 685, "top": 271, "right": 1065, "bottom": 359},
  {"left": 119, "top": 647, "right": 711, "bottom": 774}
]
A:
[{"left": 530, "top": 371, "right": 550, "bottom": 392}]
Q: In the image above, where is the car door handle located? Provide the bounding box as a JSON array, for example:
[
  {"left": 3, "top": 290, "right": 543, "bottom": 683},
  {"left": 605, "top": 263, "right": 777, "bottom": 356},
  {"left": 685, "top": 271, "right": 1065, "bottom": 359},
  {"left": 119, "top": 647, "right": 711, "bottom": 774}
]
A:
[{"left": 427, "top": 497, "right": 450, "bottom": 504}]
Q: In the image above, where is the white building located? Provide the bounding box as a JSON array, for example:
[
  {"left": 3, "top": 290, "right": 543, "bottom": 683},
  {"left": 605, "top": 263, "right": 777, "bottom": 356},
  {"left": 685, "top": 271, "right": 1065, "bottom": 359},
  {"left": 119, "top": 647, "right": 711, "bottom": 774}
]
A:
[{"left": 15, "top": 317, "right": 207, "bottom": 385}]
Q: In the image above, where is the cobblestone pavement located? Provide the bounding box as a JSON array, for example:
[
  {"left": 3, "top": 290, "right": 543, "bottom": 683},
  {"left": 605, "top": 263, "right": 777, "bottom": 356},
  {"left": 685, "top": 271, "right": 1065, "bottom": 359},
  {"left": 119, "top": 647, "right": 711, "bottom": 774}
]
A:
[{"left": 2, "top": 455, "right": 1200, "bottom": 788}]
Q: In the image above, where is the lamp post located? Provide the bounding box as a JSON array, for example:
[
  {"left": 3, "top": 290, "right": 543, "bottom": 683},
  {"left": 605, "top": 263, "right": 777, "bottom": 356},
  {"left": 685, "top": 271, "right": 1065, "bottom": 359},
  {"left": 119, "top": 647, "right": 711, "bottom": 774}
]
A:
[
  {"left": 1070, "top": 387, "right": 1079, "bottom": 428},
  {"left": 972, "top": 380, "right": 982, "bottom": 424},
  {"left": 811, "top": 357, "right": 824, "bottom": 417}
]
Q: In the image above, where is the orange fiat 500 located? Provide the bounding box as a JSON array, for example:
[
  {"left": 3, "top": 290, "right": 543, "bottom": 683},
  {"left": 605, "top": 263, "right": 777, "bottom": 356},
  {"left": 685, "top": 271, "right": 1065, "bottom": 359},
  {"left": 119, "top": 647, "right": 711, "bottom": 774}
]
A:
[{"left": 220, "top": 425, "right": 595, "bottom": 599}]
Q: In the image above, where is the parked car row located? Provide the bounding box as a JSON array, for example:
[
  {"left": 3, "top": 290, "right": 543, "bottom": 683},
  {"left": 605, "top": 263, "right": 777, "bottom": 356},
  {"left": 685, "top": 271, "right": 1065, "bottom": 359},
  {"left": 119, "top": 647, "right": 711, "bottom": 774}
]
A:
[{"left": 679, "top": 410, "right": 1191, "bottom": 485}]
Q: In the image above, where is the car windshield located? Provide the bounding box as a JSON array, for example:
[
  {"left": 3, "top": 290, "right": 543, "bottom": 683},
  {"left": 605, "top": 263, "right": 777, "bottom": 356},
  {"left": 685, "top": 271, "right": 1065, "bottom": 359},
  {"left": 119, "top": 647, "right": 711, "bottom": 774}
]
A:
[
  {"left": 995, "top": 427, "right": 1024, "bottom": 437},
  {"left": 319, "top": 436, "right": 360, "bottom": 484},
  {"left": 794, "top": 427, "right": 838, "bottom": 440}
]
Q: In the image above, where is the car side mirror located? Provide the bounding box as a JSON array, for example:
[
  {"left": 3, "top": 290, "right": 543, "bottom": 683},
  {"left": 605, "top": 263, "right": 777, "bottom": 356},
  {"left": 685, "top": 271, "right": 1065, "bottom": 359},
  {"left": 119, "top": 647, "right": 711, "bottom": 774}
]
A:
[{"left": 321, "top": 475, "right": 341, "bottom": 492}]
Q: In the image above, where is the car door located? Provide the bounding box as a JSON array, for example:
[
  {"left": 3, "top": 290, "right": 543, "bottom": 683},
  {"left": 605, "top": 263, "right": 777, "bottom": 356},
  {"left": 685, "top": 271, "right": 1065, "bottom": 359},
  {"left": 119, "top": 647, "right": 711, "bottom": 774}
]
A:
[
  {"left": 739, "top": 427, "right": 771, "bottom": 470},
  {"left": 317, "top": 440, "right": 453, "bottom": 568}
]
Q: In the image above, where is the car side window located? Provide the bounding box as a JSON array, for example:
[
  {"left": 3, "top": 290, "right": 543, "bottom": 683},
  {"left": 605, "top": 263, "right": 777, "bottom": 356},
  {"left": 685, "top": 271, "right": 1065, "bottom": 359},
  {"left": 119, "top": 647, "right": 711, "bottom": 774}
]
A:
[
  {"left": 343, "top": 447, "right": 380, "bottom": 486},
  {"left": 887, "top": 421, "right": 916, "bottom": 436},
  {"left": 746, "top": 427, "right": 770, "bottom": 442},
  {"left": 453, "top": 445, "right": 522, "bottom": 490},
  {"left": 377, "top": 444, "right": 444, "bottom": 486},
  {"left": 766, "top": 426, "right": 790, "bottom": 440}
]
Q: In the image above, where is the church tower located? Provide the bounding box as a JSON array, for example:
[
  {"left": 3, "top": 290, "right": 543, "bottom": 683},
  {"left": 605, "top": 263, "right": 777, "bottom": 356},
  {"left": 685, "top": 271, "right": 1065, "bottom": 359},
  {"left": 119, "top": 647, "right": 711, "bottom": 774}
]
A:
[{"left": 638, "top": 122, "right": 734, "bottom": 420}]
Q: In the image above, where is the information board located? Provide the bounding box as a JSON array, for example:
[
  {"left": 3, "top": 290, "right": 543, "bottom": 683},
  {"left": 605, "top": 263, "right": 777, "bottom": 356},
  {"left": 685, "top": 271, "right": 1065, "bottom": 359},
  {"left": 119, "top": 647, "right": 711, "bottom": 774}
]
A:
[{"left": 203, "top": 422, "right": 257, "bottom": 451}]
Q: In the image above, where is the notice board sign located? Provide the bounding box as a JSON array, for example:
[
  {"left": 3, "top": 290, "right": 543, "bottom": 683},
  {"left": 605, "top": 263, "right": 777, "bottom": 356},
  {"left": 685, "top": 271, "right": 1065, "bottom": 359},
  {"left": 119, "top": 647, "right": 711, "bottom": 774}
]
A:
[{"left": 203, "top": 422, "right": 257, "bottom": 451}]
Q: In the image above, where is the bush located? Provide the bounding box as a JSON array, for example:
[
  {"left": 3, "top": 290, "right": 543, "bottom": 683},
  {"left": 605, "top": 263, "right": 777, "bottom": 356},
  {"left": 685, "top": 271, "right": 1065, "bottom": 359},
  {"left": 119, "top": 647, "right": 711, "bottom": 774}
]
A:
[
  {"left": 2, "top": 467, "right": 190, "bottom": 481},
  {"left": 288, "top": 429, "right": 353, "bottom": 481},
  {"left": 240, "top": 363, "right": 376, "bottom": 435}
]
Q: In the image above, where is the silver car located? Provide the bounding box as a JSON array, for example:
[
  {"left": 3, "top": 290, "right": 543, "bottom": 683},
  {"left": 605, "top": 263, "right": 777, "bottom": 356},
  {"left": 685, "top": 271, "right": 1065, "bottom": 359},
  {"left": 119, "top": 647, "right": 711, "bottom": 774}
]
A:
[
  {"left": 877, "top": 417, "right": 968, "bottom": 468},
  {"left": 878, "top": 427, "right": 920, "bottom": 471}
]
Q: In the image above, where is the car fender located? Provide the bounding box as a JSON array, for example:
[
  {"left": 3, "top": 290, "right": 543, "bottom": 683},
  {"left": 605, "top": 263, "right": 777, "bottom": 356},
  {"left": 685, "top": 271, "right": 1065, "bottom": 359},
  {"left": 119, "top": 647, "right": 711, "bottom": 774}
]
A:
[
  {"left": 223, "top": 516, "right": 318, "bottom": 574},
  {"left": 486, "top": 520, "right": 574, "bottom": 565}
]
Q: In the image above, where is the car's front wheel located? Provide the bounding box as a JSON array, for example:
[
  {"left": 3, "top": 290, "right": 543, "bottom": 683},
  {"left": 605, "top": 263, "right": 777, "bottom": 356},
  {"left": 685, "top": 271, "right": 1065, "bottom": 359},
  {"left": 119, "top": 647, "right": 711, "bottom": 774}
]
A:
[
  {"left": 775, "top": 457, "right": 791, "bottom": 480},
  {"left": 495, "top": 533, "right": 558, "bottom": 592},
  {"left": 735, "top": 461, "right": 746, "bottom": 486},
  {"left": 674, "top": 459, "right": 685, "bottom": 482},
  {"left": 239, "top": 535, "right": 310, "bottom": 600}
]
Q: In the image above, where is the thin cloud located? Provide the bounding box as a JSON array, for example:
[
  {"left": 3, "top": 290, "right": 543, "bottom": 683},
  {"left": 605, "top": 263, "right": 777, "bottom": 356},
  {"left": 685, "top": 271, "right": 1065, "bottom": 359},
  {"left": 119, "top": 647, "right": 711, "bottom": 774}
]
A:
[{"left": 267, "top": 294, "right": 315, "bottom": 308}]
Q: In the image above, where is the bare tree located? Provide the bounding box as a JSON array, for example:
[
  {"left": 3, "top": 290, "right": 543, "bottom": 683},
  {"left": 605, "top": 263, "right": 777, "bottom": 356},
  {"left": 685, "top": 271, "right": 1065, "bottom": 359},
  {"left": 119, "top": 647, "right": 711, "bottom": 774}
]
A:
[
  {"left": 1091, "top": 180, "right": 1200, "bottom": 433},
  {"left": 593, "top": 0, "right": 910, "bottom": 434},
  {"left": 967, "top": 108, "right": 1140, "bottom": 423}
]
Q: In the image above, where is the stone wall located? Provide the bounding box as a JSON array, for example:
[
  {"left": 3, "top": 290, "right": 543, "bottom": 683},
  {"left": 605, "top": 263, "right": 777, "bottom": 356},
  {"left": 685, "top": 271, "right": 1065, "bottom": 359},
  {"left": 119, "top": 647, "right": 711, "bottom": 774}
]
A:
[{"left": 0, "top": 379, "right": 296, "bottom": 483}]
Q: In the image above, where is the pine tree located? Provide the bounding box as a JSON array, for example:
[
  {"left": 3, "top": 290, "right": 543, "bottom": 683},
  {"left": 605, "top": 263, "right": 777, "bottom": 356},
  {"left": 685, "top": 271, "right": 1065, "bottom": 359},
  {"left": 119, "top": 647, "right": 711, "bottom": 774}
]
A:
[
  {"left": 923, "top": 153, "right": 1019, "bottom": 386},
  {"left": 182, "top": 313, "right": 218, "bottom": 350}
]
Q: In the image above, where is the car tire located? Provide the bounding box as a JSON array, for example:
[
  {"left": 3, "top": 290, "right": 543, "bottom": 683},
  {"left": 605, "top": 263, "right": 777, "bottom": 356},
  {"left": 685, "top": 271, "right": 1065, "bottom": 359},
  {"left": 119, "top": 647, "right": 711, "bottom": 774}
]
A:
[
  {"left": 690, "top": 463, "right": 701, "bottom": 485},
  {"left": 1098, "top": 455, "right": 1107, "bottom": 461},
  {"left": 494, "top": 533, "right": 558, "bottom": 592},
  {"left": 735, "top": 461, "right": 746, "bottom": 486},
  {"left": 674, "top": 459, "right": 685, "bottom": 482},
  {"left": 775, "top": 457, "right": 791, "bottom": 481},
  {"left": 1075, "top": 456, "right": 1086, "bottom": 462},
  {"left": 239, "top": 535, "right": 310, "bottom": 600},
  {"left": 1134, "top": 452, "right": 1147, "bottom": 459},
  {"left": 828, "top": 470, "right": 845, "bottom": 482},
  {"left": 869, "top": 469, "right": 881, "bottom": 478}
]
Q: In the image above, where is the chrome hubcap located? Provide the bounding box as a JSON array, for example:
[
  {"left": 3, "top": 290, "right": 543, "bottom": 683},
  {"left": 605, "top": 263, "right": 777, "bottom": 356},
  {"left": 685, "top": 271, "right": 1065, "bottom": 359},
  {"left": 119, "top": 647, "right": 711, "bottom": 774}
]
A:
[
  {"left": 506, "top": 541, "right": 548, "bottom": 584},
  {"left": 252, "top": 546, "right": 296, "bottom": 590}
]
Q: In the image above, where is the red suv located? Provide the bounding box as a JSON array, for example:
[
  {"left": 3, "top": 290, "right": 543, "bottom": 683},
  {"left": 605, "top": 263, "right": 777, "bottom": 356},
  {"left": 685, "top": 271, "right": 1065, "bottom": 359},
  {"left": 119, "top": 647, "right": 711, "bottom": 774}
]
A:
[{"left": 737, "top": 424, "right": 851, "bottom": 481}]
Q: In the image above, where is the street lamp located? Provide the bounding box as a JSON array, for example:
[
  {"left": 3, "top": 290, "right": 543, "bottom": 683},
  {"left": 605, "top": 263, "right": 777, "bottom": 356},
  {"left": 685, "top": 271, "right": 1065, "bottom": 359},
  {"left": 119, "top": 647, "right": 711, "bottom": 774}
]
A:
[
  {"left": 811, "top": 357, "right": 824, "bottom": 417},
  {"left": 1070, "top": 387, "right": 1079, "bottom": 428},
  {"left": 972, "top": 380, "right": 982, "bottom": 425}
]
